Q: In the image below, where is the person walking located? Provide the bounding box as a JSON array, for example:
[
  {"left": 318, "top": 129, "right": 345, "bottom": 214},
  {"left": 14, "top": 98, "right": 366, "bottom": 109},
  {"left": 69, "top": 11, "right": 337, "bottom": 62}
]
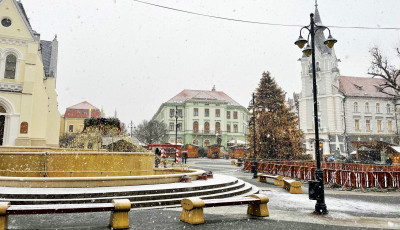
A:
[{"left": 182, "top": 151, "right": 188, "bottom": 164}]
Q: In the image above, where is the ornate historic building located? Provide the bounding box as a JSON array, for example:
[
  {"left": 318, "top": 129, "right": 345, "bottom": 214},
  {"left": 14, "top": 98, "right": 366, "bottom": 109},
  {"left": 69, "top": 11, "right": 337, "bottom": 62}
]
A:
[
  {"left": 0, "top": 0, "right": 60, "bottom": 146},
  {"left": 153, "top": 87, "right": 249, "bottom": 149},
  {"left": 293, "top": 4, "right": 397, "bottom": 158}
]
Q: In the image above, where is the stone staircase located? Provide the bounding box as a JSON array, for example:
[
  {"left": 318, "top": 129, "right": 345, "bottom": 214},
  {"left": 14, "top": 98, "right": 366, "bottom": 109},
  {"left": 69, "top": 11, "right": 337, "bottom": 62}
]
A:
[{"left": 0, "top": 174, "right": 258, "bottom": 208}]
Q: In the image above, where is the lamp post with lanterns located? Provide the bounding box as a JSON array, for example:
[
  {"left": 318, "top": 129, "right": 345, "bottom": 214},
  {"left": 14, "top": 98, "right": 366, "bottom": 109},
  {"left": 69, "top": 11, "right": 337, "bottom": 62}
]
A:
[
  {"left": 294, "top": 12, "right": 337, "bottom": 215},
  {"left": 248, "top": 93, "right": 258, "bottom": 179}
]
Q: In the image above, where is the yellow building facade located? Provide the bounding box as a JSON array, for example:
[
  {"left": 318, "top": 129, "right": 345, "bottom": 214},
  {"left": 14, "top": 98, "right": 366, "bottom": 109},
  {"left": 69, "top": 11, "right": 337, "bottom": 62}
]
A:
[
  {"left": 0, "top": 0, "right": 60, "bottom": 146},
  {"left": 60, "top": 101, "right": 101, "bottom": 135}
]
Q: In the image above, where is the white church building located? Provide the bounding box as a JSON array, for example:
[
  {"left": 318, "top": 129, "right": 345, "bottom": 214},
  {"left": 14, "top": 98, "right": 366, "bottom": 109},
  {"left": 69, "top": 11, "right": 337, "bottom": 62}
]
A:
[{"left": 293, "top": 5, "right": 397, "bottom": 157}]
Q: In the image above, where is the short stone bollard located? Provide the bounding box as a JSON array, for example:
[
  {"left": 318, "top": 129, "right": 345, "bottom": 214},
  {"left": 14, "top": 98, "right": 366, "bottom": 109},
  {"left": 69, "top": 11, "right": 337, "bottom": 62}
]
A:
[
  {"left": 206, "top": 171, "right": 213, "bottom": 179},
  {"left": 110, "top": 199, "right": 131, "bottom": 229},
  {"left": 0, "top": 202, "right": 10, "bottom": 230}
]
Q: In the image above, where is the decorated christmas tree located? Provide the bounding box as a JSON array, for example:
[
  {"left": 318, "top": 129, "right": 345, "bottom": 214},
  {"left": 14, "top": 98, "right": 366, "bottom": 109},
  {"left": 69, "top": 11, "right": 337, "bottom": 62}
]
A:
[{"left": 249, "top": 72, "right": 304, "bottom": 160}]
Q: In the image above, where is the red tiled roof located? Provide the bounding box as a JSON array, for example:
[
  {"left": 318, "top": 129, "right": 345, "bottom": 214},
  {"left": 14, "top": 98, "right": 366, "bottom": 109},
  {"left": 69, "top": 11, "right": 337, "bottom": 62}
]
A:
[
  {"left": 339, "top": 76, "right": 395, "bottom": 98},
  {"left": 67, "top": 101, "right": 99, "bottom": 110},
  {"left": 167, "top": 89, "right": 242, "bottom": 106},
  {"left": 64, "top": 101, "right": 101, "bottom": 118}
]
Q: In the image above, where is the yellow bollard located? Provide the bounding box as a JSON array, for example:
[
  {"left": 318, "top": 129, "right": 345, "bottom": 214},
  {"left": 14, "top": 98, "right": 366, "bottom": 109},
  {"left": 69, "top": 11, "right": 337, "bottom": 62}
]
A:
[
  {"left": 0, "top": 202, "right": 10, "bottom": 230},
  {"left": 180, "top": 198, "right": 205, "bottom": 224},
  {"left": 110, "top": 199, "right": 131, "bottom": 229},
  {"left": 247, "top": 194, "right": 269, "bottom": 217},
  {"left": 274, "top": 176, "right": 284, "bottom": 186},
  {"left": 257, "top": 173, "right": 266, "bottom": 182}
]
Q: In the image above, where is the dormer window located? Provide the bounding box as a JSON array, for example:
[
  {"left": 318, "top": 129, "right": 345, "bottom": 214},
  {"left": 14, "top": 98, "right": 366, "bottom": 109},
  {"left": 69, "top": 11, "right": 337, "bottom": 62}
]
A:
[
  {"left": 353, "top": 84, "right": 363, "bottom": 90},
  {"left": 4, "top": 54, "right": 17, "bottom": 79}
]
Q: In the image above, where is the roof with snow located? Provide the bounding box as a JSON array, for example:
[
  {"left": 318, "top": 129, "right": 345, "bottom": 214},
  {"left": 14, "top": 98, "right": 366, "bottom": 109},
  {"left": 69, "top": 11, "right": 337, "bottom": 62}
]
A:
[
  {"left": 67, "top": 101, "right": 100, "bottom": 110},
  {"left": 339, "top": 76, "right": 395, "bottom": 98},
  {"left": 166, "top": 89, "right": 242, "bottom": 106}
]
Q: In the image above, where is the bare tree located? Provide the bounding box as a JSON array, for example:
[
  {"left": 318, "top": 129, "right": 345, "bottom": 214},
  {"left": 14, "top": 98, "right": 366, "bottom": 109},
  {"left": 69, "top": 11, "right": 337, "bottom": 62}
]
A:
[
  {"left": 133, "top": 119, "right": 168, "bottom": 144},
  {"left": 368, "top": 46, "right": 400, "bottom": 96}
]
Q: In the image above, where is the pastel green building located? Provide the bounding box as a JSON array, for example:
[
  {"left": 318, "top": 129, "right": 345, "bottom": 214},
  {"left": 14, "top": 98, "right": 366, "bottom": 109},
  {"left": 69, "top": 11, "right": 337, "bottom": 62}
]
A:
[{"left": 152, "top": 87, "right": 249, "bottom": 149}]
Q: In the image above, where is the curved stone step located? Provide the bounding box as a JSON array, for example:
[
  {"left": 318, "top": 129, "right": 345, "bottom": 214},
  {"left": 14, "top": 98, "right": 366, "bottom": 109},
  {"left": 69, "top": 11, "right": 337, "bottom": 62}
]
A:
[
  {"left": 0, "top": 175, "right": 238, "bottom": 200},
  {"left": 1, "top": 179, "right": 246, "bottom": 205},
  {"left": 0, "top": 175, "right": 259, "bottom": 208},
  {"left": 130, "top": 180, "right": 258, "bottom": 208}
]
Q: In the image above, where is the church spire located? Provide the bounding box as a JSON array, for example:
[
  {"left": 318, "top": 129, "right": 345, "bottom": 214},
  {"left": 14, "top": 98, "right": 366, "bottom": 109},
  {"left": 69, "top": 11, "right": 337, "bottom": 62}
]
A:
[{"left": 314, "top": 0, "right": 323, "bottom": 26}]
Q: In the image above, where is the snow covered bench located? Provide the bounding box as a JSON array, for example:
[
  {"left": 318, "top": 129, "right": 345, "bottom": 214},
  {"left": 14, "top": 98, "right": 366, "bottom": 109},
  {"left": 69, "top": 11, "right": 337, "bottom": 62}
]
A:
[
  {"left": 0, "top": 199, "right": 131, "bottom": 230},
  {"left": 180, "top": 194, "right": 269, "bottom": 225},
  {"left": 283, "top": 178, "right": 302, "bottom": 194},
  {"left": 257, "top": 174, "right": 284, "bottom": 186}
]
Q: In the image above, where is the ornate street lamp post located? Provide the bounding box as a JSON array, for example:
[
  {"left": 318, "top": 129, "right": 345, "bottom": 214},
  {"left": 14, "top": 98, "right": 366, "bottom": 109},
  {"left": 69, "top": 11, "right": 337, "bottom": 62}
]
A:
[
  {"left": 248, "top": 93, "right": 257, "bottom": 179},
  {"left": 294, "top": 13, "right": 337, "bottom": 215}
]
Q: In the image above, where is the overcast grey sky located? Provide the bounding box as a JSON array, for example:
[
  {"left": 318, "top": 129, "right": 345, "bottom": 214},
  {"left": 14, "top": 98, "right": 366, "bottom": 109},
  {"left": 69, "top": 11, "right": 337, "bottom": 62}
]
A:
[{"left": 21, "top": 0, "right": 400, "bottom": 126}]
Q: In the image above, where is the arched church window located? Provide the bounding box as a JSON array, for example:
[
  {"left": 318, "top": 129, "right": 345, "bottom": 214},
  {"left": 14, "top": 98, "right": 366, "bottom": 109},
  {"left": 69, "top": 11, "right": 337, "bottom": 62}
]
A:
[
  {"left": 365, "top": 102, "right": 370, "bottom": 113},
  {"left": 353, "top": 102, "right": 358, "bottom": 113},
  {"left": 4, "top": 54, "right": 17, "bottom": 79}
]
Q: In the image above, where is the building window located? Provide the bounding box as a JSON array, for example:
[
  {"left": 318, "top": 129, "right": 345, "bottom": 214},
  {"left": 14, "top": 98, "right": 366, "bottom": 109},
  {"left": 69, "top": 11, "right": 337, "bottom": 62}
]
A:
[
  {"left": 5, "top": 54, "right": 17, "bottom": 79},
  {"left": 365, "top": 102, "right": 370, "bottom": 113},
  {"left": 388, "top": 120, "right": 393, "bottom": 132},
  {"left": 366, "top": 120, "right": 371, "bottom": 132},
  {"left": 193, "top": 139, "right": 199, "bottom": 145},
  {"left": 227, "top": 124, "right": 231, "bottom": 133},
  {"left": 354, "top": 119, "right": 360, "bottom": 131},
  {"left": 227, "top": 111, "right": 231, "bottom": 119},
  {"left": 233, "top": 124, "right": 238, "bottom": 133},
  {"left": 204, "top": 122, "right": 210, "bottom": 133},
  {"left": 216, "top": 109, "right": 220, "bottom": 117},
  {"left": 68, "top": 125, "right": 74, "bottom": 133},
  {"left": 204, "top": 140, "right": 210, "bottom": 147},
  {"left": 169, "top": 109, "right": 174, "bottom": 117},
  {"left": 215, "top": 122, "right": 220, "bottom": 134},
  {"left": 377, "top": 120, "right": 382, "bottom": 132},
  {"left": 233, "top": 111, "right": 238, "bottom": 119},
  {"left": 353, "top": 102, "right": 358, "bottom": 113},
  {"left": 205, "top": 109, "right": 209, "bottom": 117},
  {"left": 177, "top": 123, "right": 182, "bottom": 131},
  {"left": 169, "top": 122, "right": 174, "bottom": 131},
  {"left": 193, "top": 121, "right": 199, "bottom": 133},
  {"left": 376, "top": 103, "right": 380, "bottom": 113},
  {"left": 194, "top": 108, "right": 198, "bottom": 116},
  {"left": 178, "top": 109, "right": 183, "bottom": 117},
  {"left": 387, "top": 104, "right": 391, "bottom": 114}
]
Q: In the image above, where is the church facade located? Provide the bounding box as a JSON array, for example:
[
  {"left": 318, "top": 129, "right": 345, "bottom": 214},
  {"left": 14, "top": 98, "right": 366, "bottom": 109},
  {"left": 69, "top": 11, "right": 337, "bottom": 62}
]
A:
[
  {"left": 294, "top": 5, "right": 397, "bottom": 157},
  {"left": 0, "top": 0, "right": 60, "bottom": 146}
]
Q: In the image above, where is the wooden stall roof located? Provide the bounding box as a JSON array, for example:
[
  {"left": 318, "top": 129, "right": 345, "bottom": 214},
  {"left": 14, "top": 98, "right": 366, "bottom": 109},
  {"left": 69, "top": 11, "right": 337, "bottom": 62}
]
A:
[{"left": 351, "top": 141, "right": 392, "bottom": 148}]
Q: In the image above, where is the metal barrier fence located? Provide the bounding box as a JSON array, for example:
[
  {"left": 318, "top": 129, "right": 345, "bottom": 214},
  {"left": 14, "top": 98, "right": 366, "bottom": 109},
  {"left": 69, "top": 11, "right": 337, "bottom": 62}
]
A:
[{"left": 244, "top": 161, "right": 400, "bottom": 192}]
